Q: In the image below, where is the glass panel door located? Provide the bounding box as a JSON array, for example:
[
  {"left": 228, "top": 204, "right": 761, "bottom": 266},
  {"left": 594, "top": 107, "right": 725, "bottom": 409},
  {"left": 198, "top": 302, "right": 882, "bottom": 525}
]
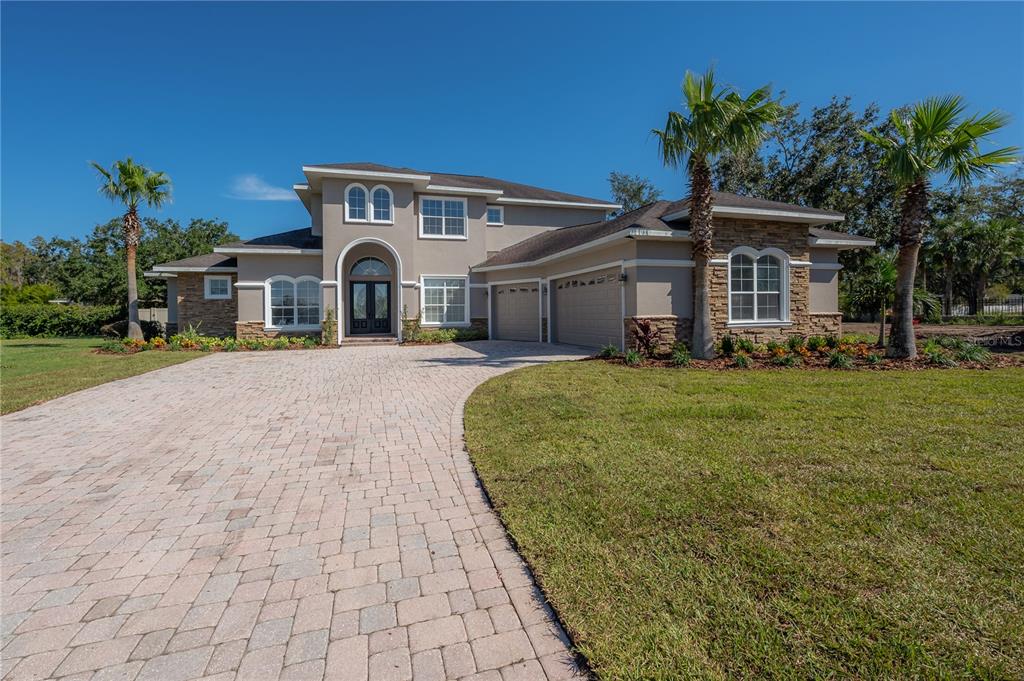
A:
[{"left": 373, "top": 283, "right": 389, "bottom": 332}]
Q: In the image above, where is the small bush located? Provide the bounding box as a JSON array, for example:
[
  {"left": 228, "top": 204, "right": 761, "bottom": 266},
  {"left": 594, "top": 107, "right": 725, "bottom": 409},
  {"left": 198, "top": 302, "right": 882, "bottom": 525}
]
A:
[
  {"left": 736, "top": 337, "right": 756, "bottom": 354},
  {"left": 954, "top": 343, "right": 991, "bottom": 363},
  {"left": 624, "top": 349, "right": 642, "bottom": 366},
  {"left": 828, "top": 350, "right": 854, "bottom": 369},
  {"left": 766, "top": 340, "right": 784, "bottom": 354},
  {"left": 733, "top": 352, "right": 752, "bottom": 369},
  {"left": 598, "top": 344, "right": 620, "bottom": 359},
  {"left": 719, "top": 334, "right": 735, "bottom": 357},
  {"left": 786, "top": 335, "right": 806, "bottom": 352},
  {"left": 807, "top": 336, "right": 827, "bottom": 352},
  {"left": 99, "top": 338, "right": 130, "bottom": 353},
  {"left": 671, "top": 346, "right": 691, "bottom": 367},
  {"left": 866, "top": 353, "right": 884, "bottom": 365},
  {"left": 824, "top": 335, "right": 840, "bottom": 349},
  {"left": 631, "top": 318, "right": 660, "bottom": 357},
  {"left": 454, "top": 327, "right": 488, "bottom": 342},
  {"left": 770, "top": 353, "right": 797, "bottom": 367}
]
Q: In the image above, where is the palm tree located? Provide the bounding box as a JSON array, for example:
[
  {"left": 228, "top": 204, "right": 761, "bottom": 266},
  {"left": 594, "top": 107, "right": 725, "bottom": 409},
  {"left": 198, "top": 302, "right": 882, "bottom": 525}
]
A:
[
  {"left": 847, "top": 251, "right": 898, "bottom": 346},
  {"left": 859, "top": 97, "right": 1018, "bottom": 357},
  {"left": 962, "top": 217, "right": 1024, "bottom": 314},
  {"left": 90, "top": 158, "right": 171, "bottom": 340},
  {"left": 653, "top": 67, "right": 781, "bottom": 358}
]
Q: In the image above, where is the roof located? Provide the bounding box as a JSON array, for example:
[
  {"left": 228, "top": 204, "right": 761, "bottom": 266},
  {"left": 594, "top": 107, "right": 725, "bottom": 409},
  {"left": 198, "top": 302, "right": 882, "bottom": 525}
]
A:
[
  {"left": 150, "top": 253, "right": 237, "bottom": 272},
  {"left": 476, "top": 201, "right": 675, "bottom": 268},
  {"left": 215, "top": 228, "right": 323, "bottom": 253},
  {"left": 663, "top": 192, "right": 845, "bottom": 219},
  {"left": 476, "top": 193, "right": 868, "bottom": 269},
  {"left": 303, "top": 162, "right": 618, "bottom": 207}
]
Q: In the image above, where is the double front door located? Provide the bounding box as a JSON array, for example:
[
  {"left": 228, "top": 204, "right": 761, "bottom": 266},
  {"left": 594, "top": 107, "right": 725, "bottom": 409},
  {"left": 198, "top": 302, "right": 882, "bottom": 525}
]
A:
[{"left": 350, "top": 281, "right": 391, "bottom": 334}]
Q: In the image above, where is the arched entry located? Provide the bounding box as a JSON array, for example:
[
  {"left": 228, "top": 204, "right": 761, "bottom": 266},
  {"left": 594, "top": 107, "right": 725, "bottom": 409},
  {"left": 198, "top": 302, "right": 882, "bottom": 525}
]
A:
[{"left": 335, "top": 238, "right": 404, "bottom": 343}]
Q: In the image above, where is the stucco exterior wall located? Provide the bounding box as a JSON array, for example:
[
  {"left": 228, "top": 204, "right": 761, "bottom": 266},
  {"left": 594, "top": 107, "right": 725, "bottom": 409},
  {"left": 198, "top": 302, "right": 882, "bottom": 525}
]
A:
[
  {"left": 485, "top": 205, "right": 607, "bottom": 253},
  {"left": 809, "top": 247, "right": 840, "bottom": 314},
  {"left": 235, "top": 255, "right": 322, "bottom": 323}
]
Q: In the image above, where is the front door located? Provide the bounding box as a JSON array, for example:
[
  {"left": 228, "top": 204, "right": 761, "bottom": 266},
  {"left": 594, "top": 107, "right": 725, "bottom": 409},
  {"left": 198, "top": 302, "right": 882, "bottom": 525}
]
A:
[{"left": 350, "top": 281, "right": 391, "bottom": 334}]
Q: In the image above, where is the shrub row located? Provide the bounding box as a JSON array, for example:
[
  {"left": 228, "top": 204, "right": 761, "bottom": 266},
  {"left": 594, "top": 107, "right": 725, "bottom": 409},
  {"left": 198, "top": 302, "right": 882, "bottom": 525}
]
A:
[
  {"left": 404, "top": 326, "right": 488, "bottom": 344},
  {"left": 101, "top": 332, "right": 322, "bottom": 354},
  {"left": 0, "top": 304, "right": 122, "bottom": 338}
]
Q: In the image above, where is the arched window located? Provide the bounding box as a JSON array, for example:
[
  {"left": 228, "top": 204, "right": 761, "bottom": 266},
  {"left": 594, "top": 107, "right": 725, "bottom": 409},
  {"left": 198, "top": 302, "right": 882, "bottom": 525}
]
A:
[
  {"left": 350, "top": 257, "right": 391, "bottom": 277},
  {"left": 371, "top": 185, "right": 393, "bottom": 223},
  {"left": 729, "top": 251, "right": 784, "bottom": 322},
  {"left": 267, "top": 276, "right": 321, "bottom": 328},
  {"left": 346, "top": 184, "right": 367, "bottom": 221}
]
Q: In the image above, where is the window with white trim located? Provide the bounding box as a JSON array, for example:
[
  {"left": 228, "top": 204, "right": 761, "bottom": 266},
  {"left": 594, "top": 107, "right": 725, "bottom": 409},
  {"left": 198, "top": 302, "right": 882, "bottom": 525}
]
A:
[
  {"left": 419, "top": 197, "right": 467, "bottom": 238},
  {"left": 350, "top": 257, "right": 391, "bottom": 277},
  {"left": 204, "top": 275, "right": 231, "bottom": 300},
  {"left": 371, "top": 186, "right": 393, "bottom": 223},
  {"left": 486, "top": 205, "right": 504, "bottom": 225},
  {"left": 346, "top": 184, "right": 367, "bottom": 222},
  {"left": 268, "top": 276, "right": 321, "bottom": 328},
  {"left": 729, "top": 253, "right": 784, "bottom": 322},
  {"left": 421, "top": 277, "right": 467, "bottom": 324}
]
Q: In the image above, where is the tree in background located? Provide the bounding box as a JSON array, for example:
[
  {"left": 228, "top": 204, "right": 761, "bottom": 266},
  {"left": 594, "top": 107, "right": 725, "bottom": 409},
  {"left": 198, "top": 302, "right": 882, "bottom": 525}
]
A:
[
  {"left": 960, "top": 218, "right": 1024, "bottom": 314},
  {"left": 608, "top": 172, "right": 662, "bottom": 214},
  {"left": 654, "top": 67, "right": 781, "bottom": 358},
  {"left": 1, "top": 218, "right": 237, "bottom": 307},
  {"left": 845, "top": 251, "right": 897, "bottom": 346},
  {"left": 860, "top": 97, "right": 1018, "bottom": 357},
  {"left": 91, "top": 158, "right": 172, "bottom": 339}
]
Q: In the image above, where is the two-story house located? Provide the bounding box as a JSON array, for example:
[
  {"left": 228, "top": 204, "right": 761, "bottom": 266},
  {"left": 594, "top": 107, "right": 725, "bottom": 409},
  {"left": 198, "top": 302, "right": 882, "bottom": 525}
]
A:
[{"left": 147, "top": 162, "right": 873, "bottom": 349}]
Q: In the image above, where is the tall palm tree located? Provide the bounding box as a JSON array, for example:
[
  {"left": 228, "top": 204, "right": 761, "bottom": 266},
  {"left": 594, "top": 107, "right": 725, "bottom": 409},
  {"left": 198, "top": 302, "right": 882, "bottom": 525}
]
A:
[
  {"left": 653, "top": 67, "right": 781, "bottom": 358},
  {"left": 91, "top": 158, "right": 171, "bottom": 339},
  {"left": 859, "top": 97, "right": 1018, "bottom": 357}
]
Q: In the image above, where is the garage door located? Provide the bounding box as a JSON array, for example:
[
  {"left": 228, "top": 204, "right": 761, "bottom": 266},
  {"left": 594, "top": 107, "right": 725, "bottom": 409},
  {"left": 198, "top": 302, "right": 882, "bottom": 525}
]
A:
[
  {"left": 553, "top": 267, "right": 621, "bottom": 349},
  {"left": 492, "top": 283, "right": 540, "bottom": 341}
]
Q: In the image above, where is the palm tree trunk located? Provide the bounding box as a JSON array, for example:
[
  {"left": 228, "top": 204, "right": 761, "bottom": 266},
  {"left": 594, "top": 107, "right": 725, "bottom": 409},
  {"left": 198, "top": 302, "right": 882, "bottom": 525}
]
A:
[
  {"left": 887, "top": 180, "right": 928, "bottom": 359},
  {"left": 124, "top": 209, "right": 144, "bottom": 340},
  {"left": 877, "top": 298, "right": 886, "bottom": 348},
  {"left": 689, "top": 159, "right": 715, "bottom": 359},
  {"left": 975, "top": 274, "right": 988, "bottom": 316}
]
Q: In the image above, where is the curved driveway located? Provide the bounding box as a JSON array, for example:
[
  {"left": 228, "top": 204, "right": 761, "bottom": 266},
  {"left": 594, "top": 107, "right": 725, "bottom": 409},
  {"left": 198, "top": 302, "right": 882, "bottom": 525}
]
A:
[{"left": 1, "top": 342, "right": 589, "bottom": 681}]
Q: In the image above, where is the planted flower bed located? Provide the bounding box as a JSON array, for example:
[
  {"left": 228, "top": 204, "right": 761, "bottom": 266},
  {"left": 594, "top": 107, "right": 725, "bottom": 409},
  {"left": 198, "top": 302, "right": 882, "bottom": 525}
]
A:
[
  {"left": 98, "top": 328, "right": 325, "bottom": 354},
  {"left": 604, "top": 330, "right": 1022, "bottom": 370}
]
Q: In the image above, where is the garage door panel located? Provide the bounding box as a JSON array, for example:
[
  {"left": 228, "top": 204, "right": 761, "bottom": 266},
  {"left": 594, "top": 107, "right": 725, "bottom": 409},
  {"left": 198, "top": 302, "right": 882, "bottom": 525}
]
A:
[
  {"left": 553, "top": 268, "right": 621, "bottom": 349},
  {"left": 493, "top": 284, "right": 540, "bottom": 342}
]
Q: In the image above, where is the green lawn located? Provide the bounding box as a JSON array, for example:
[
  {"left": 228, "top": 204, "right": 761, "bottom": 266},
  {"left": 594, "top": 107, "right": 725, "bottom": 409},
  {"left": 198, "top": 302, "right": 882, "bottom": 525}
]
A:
[
  {"left": 0, "top": 337, "right": 200, "bottom": 414},
  {"left": 465, "top": 362, "right": 1024, "bottom": 680}
]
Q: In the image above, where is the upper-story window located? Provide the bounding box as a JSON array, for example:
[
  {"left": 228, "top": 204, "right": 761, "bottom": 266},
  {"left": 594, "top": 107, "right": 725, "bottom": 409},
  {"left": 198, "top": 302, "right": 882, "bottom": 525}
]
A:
[
  {"left": 346, "top": 184, "right": 368, "bottom": 222},
  {"left": 486, "top": 205, "right": 504, "bottom": 225},
  {"left": 371, "top": 185, "right": 393, "bottom": 223},
  {"left": 419, "top": 196, "right": 467, "bottom": 239},
  {"left": 729, "top": 249, "right": 786, "bottom": 323}
]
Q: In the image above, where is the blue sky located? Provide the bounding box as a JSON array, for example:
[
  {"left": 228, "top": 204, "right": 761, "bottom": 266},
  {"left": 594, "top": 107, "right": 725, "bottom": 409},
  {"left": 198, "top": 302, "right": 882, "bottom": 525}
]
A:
[{"left": 2, "top": 1, "right": 1022, "bottom": 243}]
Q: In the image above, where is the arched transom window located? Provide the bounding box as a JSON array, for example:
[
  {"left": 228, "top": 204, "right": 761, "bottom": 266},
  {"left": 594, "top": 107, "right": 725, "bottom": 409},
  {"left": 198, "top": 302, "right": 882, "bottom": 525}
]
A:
[
  {"left": 346, "top": 184, "right": 367, "bottom": 221},
  {"left": 267, "top": 276, "right": 321, "bottom": 328},
  {"left": 350, "top": 257, "right": 391, "bottom": 277},
  {"left": 729, "top": 251, "right": 785, "bottom": 322}
]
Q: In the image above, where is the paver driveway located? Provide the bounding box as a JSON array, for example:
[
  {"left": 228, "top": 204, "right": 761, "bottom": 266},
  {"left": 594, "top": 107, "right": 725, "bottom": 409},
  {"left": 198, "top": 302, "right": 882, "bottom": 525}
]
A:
[{"left": 1, "top": 342, "right": 590, "bottom": 681}]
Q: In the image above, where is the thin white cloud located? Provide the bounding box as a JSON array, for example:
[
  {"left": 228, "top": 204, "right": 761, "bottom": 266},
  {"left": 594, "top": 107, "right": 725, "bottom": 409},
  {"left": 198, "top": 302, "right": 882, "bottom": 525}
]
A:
[{"left": 227, "top": 174, "right": 296, "bottom": 201}]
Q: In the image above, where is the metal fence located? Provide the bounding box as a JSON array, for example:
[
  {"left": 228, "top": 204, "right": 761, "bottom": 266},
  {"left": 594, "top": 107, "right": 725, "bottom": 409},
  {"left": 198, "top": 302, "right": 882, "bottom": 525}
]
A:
[{"left": 950, "top": 296, "right": 1024, "bottom": 317}]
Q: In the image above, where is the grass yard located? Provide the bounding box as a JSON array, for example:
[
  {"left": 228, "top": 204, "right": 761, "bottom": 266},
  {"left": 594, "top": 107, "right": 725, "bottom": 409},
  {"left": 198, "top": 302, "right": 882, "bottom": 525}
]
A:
[
  {"left": 465, "top": 362, "right": 1024, "bottom": 680},
  {"left": 0, "top": 337, "right": 200, "bottom": 414}
]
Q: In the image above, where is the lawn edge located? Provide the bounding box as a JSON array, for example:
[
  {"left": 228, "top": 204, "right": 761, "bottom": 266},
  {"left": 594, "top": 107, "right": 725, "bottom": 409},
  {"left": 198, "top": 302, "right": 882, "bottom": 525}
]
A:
[{"left": 455, "top": 368, "right": 594, "bottom": 679}]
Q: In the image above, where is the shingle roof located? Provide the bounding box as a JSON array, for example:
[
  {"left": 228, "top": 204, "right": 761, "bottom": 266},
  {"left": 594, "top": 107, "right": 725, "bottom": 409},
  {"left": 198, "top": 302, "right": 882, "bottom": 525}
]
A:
[
  {"left": 476, "top": 202, "right": 674, "bottom": 268},
  {"left": 305, "top": 162, "right": 617, "bottom": 206},
  {"left": 151, "top": 253, "right": 237, "bottom": 270},
  {"left": 217, "top": 228, "right": 323, "bottom": 251},
  {"left": 476, "top": 193, "right": 862, "bottom": 269},
  {"left": 663, "top": 191, "right": 845, "bottom": 219}
]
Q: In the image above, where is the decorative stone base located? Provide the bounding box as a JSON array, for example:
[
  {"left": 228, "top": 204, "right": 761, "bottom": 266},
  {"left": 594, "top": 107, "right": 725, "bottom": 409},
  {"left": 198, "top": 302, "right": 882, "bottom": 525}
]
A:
[
  {"left": 625, "top": 316, "right": 693, "bottom": 354},
  {"left": 235, "top": 321, "right": 316, "bottom": 340},
  {"left": 807, "top": 313, "right": 842, "bottom": 337}
]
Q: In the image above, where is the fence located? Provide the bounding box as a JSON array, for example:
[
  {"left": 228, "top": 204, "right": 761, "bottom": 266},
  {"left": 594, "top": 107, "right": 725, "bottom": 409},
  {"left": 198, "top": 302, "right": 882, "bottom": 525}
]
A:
[{"left": 950, "top": 296, "right": 1024, "bottom": 317}]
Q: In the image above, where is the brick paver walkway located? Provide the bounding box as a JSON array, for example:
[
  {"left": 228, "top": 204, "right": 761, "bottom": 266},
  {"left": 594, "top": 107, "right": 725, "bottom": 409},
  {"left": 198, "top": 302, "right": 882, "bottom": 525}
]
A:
[{"left": 1, "top": 342, "right": 590, "bottom": 681}]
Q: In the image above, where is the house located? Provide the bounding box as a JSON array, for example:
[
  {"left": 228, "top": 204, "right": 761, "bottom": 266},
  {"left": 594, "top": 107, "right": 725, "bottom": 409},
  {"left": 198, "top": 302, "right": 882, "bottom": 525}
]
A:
[{"left": 146, "top": 162, "right": 874, "bottom": 349}]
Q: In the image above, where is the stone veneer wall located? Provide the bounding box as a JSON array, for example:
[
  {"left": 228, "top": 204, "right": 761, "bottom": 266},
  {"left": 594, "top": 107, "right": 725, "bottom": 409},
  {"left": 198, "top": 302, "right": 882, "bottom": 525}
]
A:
[
  {"left": 234, "top": 321, "right": 315, "bottom": 340},
  {"left": 709, "top": 219, "right": 822, "bottom": 343},
  {"left": 177, "top": 273, "right": 237, "bottom": 337}
]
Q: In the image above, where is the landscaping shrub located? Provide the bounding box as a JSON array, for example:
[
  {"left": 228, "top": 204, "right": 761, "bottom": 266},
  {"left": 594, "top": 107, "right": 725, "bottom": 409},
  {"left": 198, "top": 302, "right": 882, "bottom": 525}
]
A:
[
  {"left": 624, "top": 349, "right": 642, "bottom": 366},
  {"left": 824, "top": 335, "right": 840, "bottom": 349},
  {"left": 954, "top": 342, "right": 991, "bottom": 363},
  {"left": 736, "top": 337, "right": 756, "bottom": 354},
  {"left": 827, "top": 350, "right": 854, "bottom": 369},
  {"left": 670, "top": 343, "right": 691, "bottom": 367},
  {"left": 733, "top": 352, "right": 752, "bottom": 369},
  {"left": 786, "top": 335, "right": 806, "bottom": 352},
  {"left": 631, "top": 318, "right": 660, "bottom": 357},
  {"left": 866, "top": 352, "right": 884, "bottom": 365},
  {"left": 770, "top": 353, "right": 798, "bottom": 367},
  {"left": 719, "top": 334, "right": 735, "bottom": 357},
  {"left": 766, "top": 340, "right": 785, "bottom": 354},
  {"left": 0, "top": 303, "right": 121, "bottom": 338},
  {"left": 598, "top": 343, "right": 620, "bottom": 359},
  {"left": 923, "top": 339, "right": 958, "bottom": 366},
  {"left": 807, "top": 335, "right": 827, "bottom": 352}
]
